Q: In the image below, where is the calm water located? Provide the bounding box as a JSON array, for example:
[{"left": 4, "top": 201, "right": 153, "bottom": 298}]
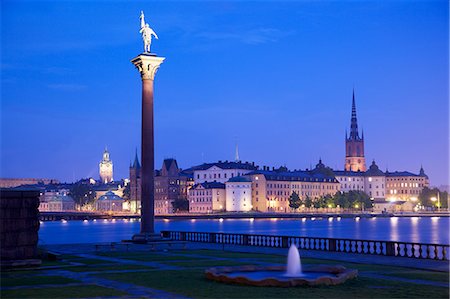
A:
[{"left": 38, "top": 216, "right": 449, "bottom": 245}]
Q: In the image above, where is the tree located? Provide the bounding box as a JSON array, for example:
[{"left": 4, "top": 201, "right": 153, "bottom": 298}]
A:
[
  {"left": 419, "top": 187, "right": 448, "bottom": 209},
  {"left": 171, "top": 198, "right": 189, "bottom": 212},
  {"left": 70, "top": 181, "right": 96, "bottom": 207},
  {"left": 334, "top": 190, "right": 372, "bottom": 209},
  {"left": 304, "top": 195, "right": 313, "bottom": 208},
  {"left": 122, "top": 183, "right": 131, "bottom": 201},
  {"left": 288, "top": 191, "right": 301, "bottom": 210}
]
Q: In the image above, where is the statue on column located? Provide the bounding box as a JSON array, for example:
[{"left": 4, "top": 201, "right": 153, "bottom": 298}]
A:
[{"left": 139, "top": 11, "right": 158, "bottom": 53}]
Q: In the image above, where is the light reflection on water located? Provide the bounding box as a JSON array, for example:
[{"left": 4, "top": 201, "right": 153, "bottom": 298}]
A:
[{"left": 38, "top": 217, "right": 449, "bottom": 245}]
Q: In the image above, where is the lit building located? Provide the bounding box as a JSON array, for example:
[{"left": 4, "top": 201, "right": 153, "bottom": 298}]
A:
[
  {"left": 345, "top": 90, "right": 366, "bottom": 172},
  {"left": 363, "top": 161, "right": 386, "bottom": 200},
  {"left": 99, "top": 147, "right": 113, "bottom": 184},
  {"left": 45, "top": 190, "right": 75, "bottom": 211},
  {"left": 385, "top": 167, "right": 429, "bottom": 201},
  {"left": 154, "top": 158, "right": 192, "bottom": 215},
  {"left": 225, "top": 176, "right": 252, "bottom": 212},
  {"left": 334, "top": 160, "right": 386, "bottom": 200},
  {"left": 129, "top": 152, "right": 141, "bottom": 213},
  {"left": 95, "top": 191, "right": 124, "bottom": 212},
  {"left": 193, "top": 161, "right": 257, "bottom": 184},
  {"left": 246, "top": 161, "right": 340, "bottom": 212},
  {"left": 188, "top": 182, "right": 226, "bottom": 213},
  {"left": 129, "top": 156, "right": 193, "bottom": 215}
]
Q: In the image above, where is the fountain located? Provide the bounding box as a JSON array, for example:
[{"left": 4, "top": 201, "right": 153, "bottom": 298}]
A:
[
  {"left": 285, "top": 244, "right": 302, "bottom": 277},
  {"left": 205, "top": 244, "right": 357, "bottom": 287}
]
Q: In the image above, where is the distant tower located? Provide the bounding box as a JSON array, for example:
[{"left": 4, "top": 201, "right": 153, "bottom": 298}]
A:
[
  {"left": 345, "top": 90, "right": 366, "bottom": 172},
  {"left": 99, "top": 147, "right": 113, "bottom": 183},
  {"left": 129, "top": 149, "right": 141, "bottom": 213}
]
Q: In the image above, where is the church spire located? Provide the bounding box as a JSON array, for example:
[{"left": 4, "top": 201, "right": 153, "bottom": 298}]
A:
[
  {"left": 235, "top": 141, "right": 240, "bottom": 162},
  {"left": 132, "top": 148, "right": 141, "bottom": 168},
  {"left": 349, "top": 88, "right": 360, "bottom": 140}
]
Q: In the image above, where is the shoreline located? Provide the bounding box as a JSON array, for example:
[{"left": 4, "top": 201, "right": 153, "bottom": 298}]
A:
[{"left": 39, "top": 211, "right": 450, "bottom": 221}]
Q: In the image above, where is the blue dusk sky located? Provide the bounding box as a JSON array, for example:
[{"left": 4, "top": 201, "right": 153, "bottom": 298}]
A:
[{"left": 1, "top": 1, "right": 448, "bottom": 186}]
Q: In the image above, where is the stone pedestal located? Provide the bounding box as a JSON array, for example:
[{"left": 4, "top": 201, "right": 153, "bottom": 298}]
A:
[
  {"left": 0, "top": 189, "right": 41, "bottom": 267},
  {"left": 131, "top": 53, "right": 164, "bottom": 238}
]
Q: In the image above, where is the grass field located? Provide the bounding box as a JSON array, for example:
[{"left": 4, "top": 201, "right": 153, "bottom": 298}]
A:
[{"left": 1, "top": 248, "right": 448, "bottom": 299}]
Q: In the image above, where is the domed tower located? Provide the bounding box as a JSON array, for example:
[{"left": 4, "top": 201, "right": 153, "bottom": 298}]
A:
[
  {"left": 345, "top": 90, "right": 366, "bottom": 172},
  {"left": 99, "top": 147, "right": 113, "bottom": 183}
]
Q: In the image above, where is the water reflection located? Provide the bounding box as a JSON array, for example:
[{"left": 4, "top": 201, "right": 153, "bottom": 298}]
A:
[
  {"left": 390, "top": 217, "right": 399, "bottom": 241},
  {"left": 410, "top": 217, "right": 419, "bottom": 243},
  {"left": 38, "top": 217, "right": 449, "bottom": 245}
]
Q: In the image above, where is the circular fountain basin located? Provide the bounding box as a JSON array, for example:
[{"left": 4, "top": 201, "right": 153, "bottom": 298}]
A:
[{"left": 205, "top": 265, "right": 358, "bottom": 287}]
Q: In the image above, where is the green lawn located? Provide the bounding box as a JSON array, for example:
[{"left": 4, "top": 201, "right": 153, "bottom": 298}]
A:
[
  {"left": 2, "top": 249, "right": 448, "bottom": 299},
  {"left": 387, "top": 270, "right": 449, "bottom": 283},
  {"left": 96, "top": 251, "right": 200, "bottom": 262},
  {"left": 1, "top": 275, "right": 78, "bottom": 287},
  {"left": 99, "top": 269, "right": 449, "bottom": 299},
  {"left": 2, "top": 285, "right": 127, "bottom": 298},
  {"left": 67, "top": 264, "right": 153, "bottom": 272}
]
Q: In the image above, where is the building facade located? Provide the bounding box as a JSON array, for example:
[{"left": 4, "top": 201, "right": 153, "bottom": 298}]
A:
[
  {"left": 154, "top": 159, "right": 191, "bottom": 215},
  {"left": 335, "top": 160, "right": 386, "bottom": 200},
  {"left": 193, "top": 161, "right": 258, "bottom": 184},
  {"left": 385, "top": 167, "right": 429, "bottom": 202},
  {"left": 345, "top": 90, "right": 366, "bottom": 172},
  {"left": 99, "top": 148, "right": 113, "bottom": 184},
  {"left": 246, "top": 162, "right": 341, "bottom": 212},
  {"left": 95, "top": 191, "right": 124, "bottom": 212},
  {"left": 188, "top": 182, "right": 226, "bottom": 213},
  {"left": 225, "top": 176, "right": 252, "bottom": 212},
  {"left": 129, "top": 152, "right": 141, "bottom": 213}
]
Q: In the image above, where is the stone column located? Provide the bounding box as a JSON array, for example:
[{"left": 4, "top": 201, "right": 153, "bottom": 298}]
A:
[{"left": 131, "top": 54, "right": 164, "bottom": 239}]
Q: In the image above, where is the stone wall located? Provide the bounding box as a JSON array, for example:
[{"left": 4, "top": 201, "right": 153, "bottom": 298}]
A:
[{"left": 1, "top": 189, "right": 40, "bottom": 264}]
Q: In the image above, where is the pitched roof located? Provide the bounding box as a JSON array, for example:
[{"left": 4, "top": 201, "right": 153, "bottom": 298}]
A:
[
  {"left": 385, "top": 171, "right": 421, "bottom": 177},
  {"left": 364, "top": 161, "right": 385, "bottom": 177},
  {"left": 193, "top": 161, "right": 257, "bottom": 171},
  {"left": 192, "top": 182, "right": 226, "bottom": 189},
  {"left": 246, "top": 170, "right": 338, "bottom": 183}
]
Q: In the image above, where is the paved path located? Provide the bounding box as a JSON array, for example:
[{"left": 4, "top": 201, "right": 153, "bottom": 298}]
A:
[{"left": 75, "top": 253, "right": 181, "bottom": 270}]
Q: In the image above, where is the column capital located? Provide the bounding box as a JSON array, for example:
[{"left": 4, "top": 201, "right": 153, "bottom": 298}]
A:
[{"left": 131, "top": 54, "right": 165, "bottom": 80}]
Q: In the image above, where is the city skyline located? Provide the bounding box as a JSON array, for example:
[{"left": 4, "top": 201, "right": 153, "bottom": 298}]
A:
[{"left": 1, "top": 1, "right": 448, "bottom": 186}]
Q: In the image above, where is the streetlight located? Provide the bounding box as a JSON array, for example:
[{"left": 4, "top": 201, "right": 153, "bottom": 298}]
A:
[{"left": 430, "top": 197, "right": 438, "bottom": 212}]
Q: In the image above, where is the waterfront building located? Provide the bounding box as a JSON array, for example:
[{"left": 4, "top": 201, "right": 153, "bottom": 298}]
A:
[
  {"left": 45, "top": 191, "right": 76, "bottom": 211},
  {"left": 95, "top": 191, "right": 124, "bottom": 212},
  {"left": 385, "top": 167, "right": 429, "bottom": 202},
  {"left": 188, "top": 182, "right": 226, "bottom": 213},
  {"left": 334, "top": 160, "right": 386, "bottom": 200},
  {"left": 154, "top": 158, "right": 191, "bottom": 215},
  {"left": 363, "top": 161, "right": 386, "bottom": 200},
  {"left": 129, "top": 156, "right": 193, "bottom": 215},
  {"left": 225, "top": 176, "right": 252, "bottom": 212},
  {"left": 246, "top": 161, "right": 340, "bottom": 212},
  {"left": 99, "top": 147, "right": 113, "bottom": 184},
  {"left": 193, "top": 161, "right": 258, "bottom": 184},
  {"left": 334, "top": 171, "right": 365, "bottom": 192},
  {"left": 345, "top": 90, "right": 366, "bottom": 172},
  {"left": 129, "top": 152, "right": 141, "bottom": 213}
]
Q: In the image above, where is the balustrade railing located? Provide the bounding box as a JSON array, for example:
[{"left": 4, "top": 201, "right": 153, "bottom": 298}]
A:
[{"left": 161, "top": 231, "right": 449, "bottom": 260}]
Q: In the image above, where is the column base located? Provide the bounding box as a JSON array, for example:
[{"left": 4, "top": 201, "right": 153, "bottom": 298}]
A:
[{"left": 131, "top": 232, "right": 163, "bottom": 243}]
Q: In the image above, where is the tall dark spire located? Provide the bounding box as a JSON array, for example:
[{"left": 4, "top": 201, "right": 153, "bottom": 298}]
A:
[
  {"left": 349, "top": 89, "right": 360, "bottom": 140},
  {"left": 132, "top": 148, "right": 141, "bottom": 169}
]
